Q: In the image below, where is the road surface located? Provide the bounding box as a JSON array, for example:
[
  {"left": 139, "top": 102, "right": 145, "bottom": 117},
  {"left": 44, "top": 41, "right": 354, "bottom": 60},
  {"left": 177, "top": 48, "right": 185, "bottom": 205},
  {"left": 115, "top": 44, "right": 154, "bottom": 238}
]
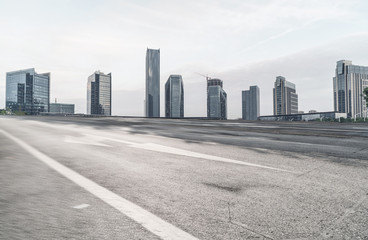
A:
[{"left": 1, "top": 116, "right": 368, "bottom": 239}]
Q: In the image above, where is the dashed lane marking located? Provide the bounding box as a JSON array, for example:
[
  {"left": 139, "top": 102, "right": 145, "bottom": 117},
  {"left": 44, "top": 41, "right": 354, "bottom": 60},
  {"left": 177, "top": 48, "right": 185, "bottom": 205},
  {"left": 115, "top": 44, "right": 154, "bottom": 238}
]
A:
[{"left": 73, "top": 204, "right": 90, "bottom": 209}]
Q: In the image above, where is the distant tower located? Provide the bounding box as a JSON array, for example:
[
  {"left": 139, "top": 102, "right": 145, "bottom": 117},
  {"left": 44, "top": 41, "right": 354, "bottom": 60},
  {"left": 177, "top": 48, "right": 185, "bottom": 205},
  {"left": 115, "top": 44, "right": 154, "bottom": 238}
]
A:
[
  {"left": 145, "top": 48, "right": 160, "bottom": 117},
  {"left": 273, "top": 76, "right": 298, "bottom": 115},
  {"left": 207, "top": 78, "right": 227, "bottom": 120},
  {"left": 6, "top": 68, "right": 50, "bottom": 115},
  {"left": 165, "top": 75, "right": 184, "bottom": 118},
  {"left": 333, "top": 60, "right": 368, "bottom": 118},
  {"left": 242, "top": 85, "right": 260, "bottom": 120},
  {"left": 87, "top": 71, "right": 112, "bottom": 116}
]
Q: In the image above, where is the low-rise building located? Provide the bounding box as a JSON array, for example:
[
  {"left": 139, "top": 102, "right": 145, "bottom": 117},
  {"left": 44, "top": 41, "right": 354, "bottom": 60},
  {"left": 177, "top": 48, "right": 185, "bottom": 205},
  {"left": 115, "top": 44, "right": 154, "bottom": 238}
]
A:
[
  {"left": 259, "top": 111, "right": 347, "bottom": 121},
  {"left": 49, "top": 103, "right": 75, "bottom": 114}
]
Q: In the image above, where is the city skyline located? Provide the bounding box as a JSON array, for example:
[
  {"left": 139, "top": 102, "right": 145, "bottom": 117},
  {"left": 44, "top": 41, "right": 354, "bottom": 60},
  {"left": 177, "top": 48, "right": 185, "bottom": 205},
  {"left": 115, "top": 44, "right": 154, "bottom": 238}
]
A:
[{"left": 1, "top": 1, "right": 368, "bottom": 118}]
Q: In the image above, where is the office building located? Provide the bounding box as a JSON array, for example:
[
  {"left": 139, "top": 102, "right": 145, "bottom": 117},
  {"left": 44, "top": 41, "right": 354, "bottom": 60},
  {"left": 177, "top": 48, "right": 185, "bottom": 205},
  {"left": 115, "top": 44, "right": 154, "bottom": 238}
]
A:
[
  {"left": 333, "top": 60, "right": 368, "bottom": 118},
  {"left": 6, "top": 68, "right": 50, "bottom": 115},
  {"left": 50, "top": 103, "right": 75, "bottom": 114},
  {"left": 165, "top": 75, "right": 184, "bottom": 118},
  {"left": 87, "top": 71, "right": 111, "bottom": 115},
  {"left": 145, "top": 48, "right": 160, "bottom": 117},
  {"left": 273, "top": 76, "right": 298, "bottom": 115},
  {"left": 207, "top": 78, "right": 227, "bottom": 120},
  {"left": 242, "top": 85, "right": 260, "bottom": 120}
]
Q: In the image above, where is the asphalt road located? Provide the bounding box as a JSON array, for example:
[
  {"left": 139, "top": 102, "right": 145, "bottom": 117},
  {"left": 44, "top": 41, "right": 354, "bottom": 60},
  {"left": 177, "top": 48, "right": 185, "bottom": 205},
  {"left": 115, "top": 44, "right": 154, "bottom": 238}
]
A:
[{"left": 1, "top": 116, "right": 368, "bottom": 239}]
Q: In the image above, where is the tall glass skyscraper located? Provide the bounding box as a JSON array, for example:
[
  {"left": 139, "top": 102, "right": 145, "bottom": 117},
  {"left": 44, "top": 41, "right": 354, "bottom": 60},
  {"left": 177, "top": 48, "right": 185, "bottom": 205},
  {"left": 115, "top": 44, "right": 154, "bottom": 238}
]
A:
[
  {"left": 145, "top": 48, "right": 160, "bottom": 117},
  {"left": 207, "top": 78, "right": 227, "bottom": 120},
  {"left": 87, "top": 71, "right": 111, "bottom": 116},
  {"left": 165, "top": 75, "right": 184, "bottom": 118},
  {"left": 273, "top": 76, "right": 298, "bottom": 115},
  {"left": 333, "top": 60, "right": 368, "bottom": 118},
  {"left": 242, "top": 85, "right": 260, "bottom": 120},
  {"left": 6, "top": 68, "right": 50, "bottom": 115}
]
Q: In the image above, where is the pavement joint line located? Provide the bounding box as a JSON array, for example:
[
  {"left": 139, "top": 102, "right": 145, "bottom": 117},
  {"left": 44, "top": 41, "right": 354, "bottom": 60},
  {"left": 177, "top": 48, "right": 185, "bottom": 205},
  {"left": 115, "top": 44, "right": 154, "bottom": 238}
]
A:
[{"left": 0, "top": 129, "right": 199, "bottom": 240}]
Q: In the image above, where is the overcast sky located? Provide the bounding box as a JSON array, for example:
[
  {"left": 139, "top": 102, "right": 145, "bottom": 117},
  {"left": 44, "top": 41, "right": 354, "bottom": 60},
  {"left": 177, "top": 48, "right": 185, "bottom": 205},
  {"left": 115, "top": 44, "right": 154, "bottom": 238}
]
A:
[{"left": 1, "top": 0, "right": 368, "bottom": 118}]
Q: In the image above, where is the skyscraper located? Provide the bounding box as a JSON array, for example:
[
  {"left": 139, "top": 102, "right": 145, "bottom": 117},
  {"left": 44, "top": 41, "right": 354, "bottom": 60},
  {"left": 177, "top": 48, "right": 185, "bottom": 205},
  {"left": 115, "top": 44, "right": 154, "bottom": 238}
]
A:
[
  {"left": 242, "top": 85, "right": 260, "bottom": 120},
  {"left": 165, "top": 75, "right": 184, "bottom": 118},
  {"left": 145, "top": 48, "right": 160, "bottom": 117},
  {"left": 87, "top": 71, "right": 111, "bottom": 116},
  {"left": 207, "top": 78, "right": 227, "bottom": 120},
  {"left": 333, "top": 60, "right": 368, "bottom": 118},
  {"left": 6, "top": 68, "right": 50, "bottom": 115},
  {"left": 273, "top": 76, "right": 298, "bottom": 115}
]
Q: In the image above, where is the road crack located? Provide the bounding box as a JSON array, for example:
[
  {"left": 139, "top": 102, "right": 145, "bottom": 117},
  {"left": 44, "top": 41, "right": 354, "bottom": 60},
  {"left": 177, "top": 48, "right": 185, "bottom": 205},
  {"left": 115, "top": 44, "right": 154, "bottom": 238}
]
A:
[
  {"left": 226, "top": 201, "right": 274, "bottom": 240},
  {"left": 319, "top": 191, "right": 368, "bottom": 238}
]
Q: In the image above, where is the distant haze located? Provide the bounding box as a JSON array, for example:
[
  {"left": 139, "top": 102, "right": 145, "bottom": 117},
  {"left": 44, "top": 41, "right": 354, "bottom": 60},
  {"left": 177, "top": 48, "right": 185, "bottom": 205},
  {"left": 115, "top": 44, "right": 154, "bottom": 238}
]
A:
[{"left": 1, "top": 0, "right": 368, "bottom": 118}]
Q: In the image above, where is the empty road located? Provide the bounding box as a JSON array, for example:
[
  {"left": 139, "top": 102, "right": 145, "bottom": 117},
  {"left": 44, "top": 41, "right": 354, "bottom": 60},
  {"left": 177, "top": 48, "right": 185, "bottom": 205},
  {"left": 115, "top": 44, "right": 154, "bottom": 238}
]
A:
[{"left": 1, "top": 116, "right": 368, "bottom": 239}]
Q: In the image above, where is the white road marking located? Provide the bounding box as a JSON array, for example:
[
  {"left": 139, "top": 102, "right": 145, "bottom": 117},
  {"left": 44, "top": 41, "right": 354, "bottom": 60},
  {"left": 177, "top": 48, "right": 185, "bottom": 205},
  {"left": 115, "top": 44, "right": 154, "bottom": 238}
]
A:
[
  {"left": 64, "top": 135, "right": 112, "bottom": 147},
  {"left": 0, "top": 129, "right": 198, "bottom": 240},
  {"left": 83, "top": 134, "right": 296, "bottom": 173},
  {"left": 129, "top": 143, "right": 297, "bottom": 173},
  {"left": 73, "top": 204, "right": 90, "bottom": 209}
]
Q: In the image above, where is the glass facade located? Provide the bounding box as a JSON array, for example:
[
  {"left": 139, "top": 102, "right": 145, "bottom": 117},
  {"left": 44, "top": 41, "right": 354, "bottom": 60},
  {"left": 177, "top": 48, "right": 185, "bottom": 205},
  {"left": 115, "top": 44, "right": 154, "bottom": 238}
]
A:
[
  {"left": 333, "top": 60, "right": 368, "bottom": 118},
  {"left": 165, "top": 75, "right": 184, "bottom": 118},
  {"left": 145, "top": 48, "right": 160, "bottom": 117},
  {"left": 242, "top": 85, "right": 260, "bottom": 120},
  {"left": 87, "top": 71, "right": 111, "bottom": 116},
  {"left": 207, "top": 79, "right": 227, "bottom": 120},
  {"left": 273, "top": 76, "right": 298, "bottom": 115},
  {"left": 6, "top": 68, "right": 50, "bottom": 115}
]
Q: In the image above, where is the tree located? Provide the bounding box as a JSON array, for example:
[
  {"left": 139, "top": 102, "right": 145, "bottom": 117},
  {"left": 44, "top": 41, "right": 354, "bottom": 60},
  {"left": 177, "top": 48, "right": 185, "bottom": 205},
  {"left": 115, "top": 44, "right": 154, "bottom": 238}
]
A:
[{"left": 364, "top": 87, "right": 368, "bottom": 108}]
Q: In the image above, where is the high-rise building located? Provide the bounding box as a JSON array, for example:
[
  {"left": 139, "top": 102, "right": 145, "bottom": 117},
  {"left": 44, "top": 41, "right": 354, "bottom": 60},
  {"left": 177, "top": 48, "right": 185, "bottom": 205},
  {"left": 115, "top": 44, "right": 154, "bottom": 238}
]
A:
[
  {"left": 165, "top": 75, "right": 184, "bottom": 118},
  {"left": 87, "top": 71, "right": 111, "bottom": 116},
  {"left": 242, "top": 85, "right": 260, "bottom": 120},
  {"left": 333, "top": 60, "right": 368, "bottom": 118},
  {"left": 145, "top": 48, "right": 160, "bottom": 117},
  {"left": 207, "top": 78, "right": 227, "bottom": 120},
  {"left": 273, "top": 76, "right": 298, "bottom": 115},
  {"left": 6, "top": 68, "right": 50, "bottom": 115}
]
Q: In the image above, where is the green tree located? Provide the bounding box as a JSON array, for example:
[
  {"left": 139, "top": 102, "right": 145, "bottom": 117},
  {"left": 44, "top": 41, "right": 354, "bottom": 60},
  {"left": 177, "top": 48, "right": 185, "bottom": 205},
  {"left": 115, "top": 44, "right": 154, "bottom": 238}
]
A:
[{"left": 364, "top": 87, "right": 368, "bottom": 108}]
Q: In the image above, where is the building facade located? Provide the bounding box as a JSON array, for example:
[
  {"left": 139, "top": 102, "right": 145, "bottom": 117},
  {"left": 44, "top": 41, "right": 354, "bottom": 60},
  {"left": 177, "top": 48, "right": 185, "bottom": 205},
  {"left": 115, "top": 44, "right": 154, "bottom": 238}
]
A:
[
  {"left": 165, "top": 75, "right": 184, "bottom": 118},
  {"left": 50, "top": 103, "right": 75, "bottom": 114},
  {"left": 259, "top": 111, "right": 347, "bottom": 121},
  {"left": 87, "top": 71, "right": 111, "bottom": 116},
  {"left": 273, "top": 76, "right": 298, "bottom": 115},
  {"left": 242, "top": 85, "right": 260, "bottom": 120},
  {"left": 6, "top": 68, "right": 50, "bottom": 115},
  {"left": 333, "top": 60, "right": 368, "bottom": 118},
  {"left": 145, "top": 48, "right": 160, "bottom": 117},
  {"left": 207, "top": 78, "right": 227, "bottom": 120}
]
